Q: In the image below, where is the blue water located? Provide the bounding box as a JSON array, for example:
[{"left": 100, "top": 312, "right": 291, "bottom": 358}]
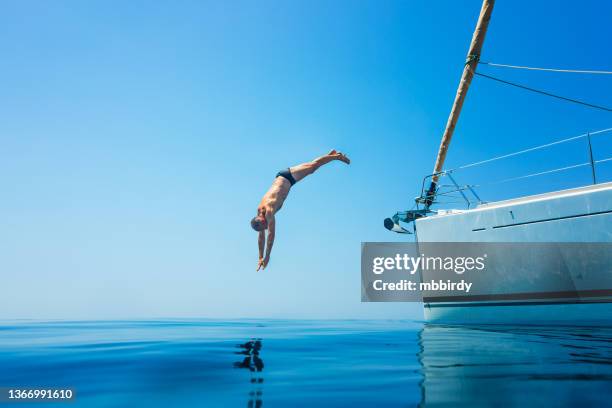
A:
[{"left": 0, "top": 320, "right": 611, "bottom": 407}]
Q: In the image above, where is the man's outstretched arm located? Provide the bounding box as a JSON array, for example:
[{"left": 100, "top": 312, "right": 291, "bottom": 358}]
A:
[
  {"left": 257, "top": 231, "right": 265, "bottom": 271},
  {"left": 262, "top": 215, "right": 275, "bottom": 269}
]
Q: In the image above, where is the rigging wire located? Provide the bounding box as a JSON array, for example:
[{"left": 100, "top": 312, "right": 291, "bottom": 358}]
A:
[
  {"left": 452, "top": 128, "right": 612, "bottom": 171},
  {"left": 477, "top": 162, "right": 592, "bottom": 186},
  {"left": 479, "top": 61, "right": 612, "bottom": 75},
  {"left": 427, "top": 128, "right": 612, "bottom": 207},
  {"left": 466, "top": 155, "right": 612, "bottom": 188},
  {"left": 456, "top": 133, "right": 585, "bottom": 170},
  {"left": 474, "top": 71, "right": 612, "bottom": 112},
  {"left": 596, "top": 156, "right": 612, "bottom": 165}
]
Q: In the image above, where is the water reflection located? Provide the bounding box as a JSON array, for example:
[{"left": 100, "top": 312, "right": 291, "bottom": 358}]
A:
[
  {"left": 234, "top": 338, "right": 264, "bottom": 407},
  {"left": 417, "top": 324, "right": 612, "bottom": 407}
]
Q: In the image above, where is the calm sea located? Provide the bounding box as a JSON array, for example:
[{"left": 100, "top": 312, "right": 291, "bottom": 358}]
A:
[{"left": 0, "top": 320, "right": 610, "bottom": 407}]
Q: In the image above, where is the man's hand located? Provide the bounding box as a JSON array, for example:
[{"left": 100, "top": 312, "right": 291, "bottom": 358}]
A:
[
  {"left": 257, "top": 258, "right": 265, "bottom": 271},
  {"left": 262, "top": 214, "right": 275, "bottom": 270}
]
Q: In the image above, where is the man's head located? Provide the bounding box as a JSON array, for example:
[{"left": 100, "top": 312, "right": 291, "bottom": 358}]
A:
[{"left": 250, "top": 215, "right": 267, "bottom": 231}]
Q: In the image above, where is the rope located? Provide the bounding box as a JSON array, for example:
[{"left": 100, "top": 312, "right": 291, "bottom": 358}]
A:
[
  {"left": 474, "top": 72, "right": 612, "bottom": 112},
  {"left": 479, "top": 61, "right": 612, "bottom": 75}
]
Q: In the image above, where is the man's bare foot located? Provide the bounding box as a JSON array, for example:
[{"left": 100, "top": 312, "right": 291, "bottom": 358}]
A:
[{"left": 328, "top": 150, "right": 350, "bottom": 164}]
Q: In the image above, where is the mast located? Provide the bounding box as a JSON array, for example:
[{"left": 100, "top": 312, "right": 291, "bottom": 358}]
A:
[{"left": 425, "top": 0, "right": 495, "bottom": 206}]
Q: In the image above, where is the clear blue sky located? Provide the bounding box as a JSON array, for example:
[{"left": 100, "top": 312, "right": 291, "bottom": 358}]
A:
[{"left": 1, "top": 0, "right": 611, "bottom": 319}]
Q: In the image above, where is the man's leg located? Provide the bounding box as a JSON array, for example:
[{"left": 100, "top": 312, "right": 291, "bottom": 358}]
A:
[{"left": 289, "top": 150, "right": 350, "bottom": 183}]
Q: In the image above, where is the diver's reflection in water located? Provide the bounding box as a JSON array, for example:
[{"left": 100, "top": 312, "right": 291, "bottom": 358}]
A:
[
  {"left": 417, "top": 324, "right": 612, "bottom": 407},
  {"left": 234, "top": 338, "right": 264, "bottom": 408}
]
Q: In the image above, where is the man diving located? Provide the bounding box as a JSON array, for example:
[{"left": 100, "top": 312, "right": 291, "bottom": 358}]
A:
[{"left": 251, "top": 150, "right": 350, "bottom": 271}]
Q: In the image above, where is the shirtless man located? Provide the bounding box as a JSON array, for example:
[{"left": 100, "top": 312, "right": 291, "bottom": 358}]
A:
[{"left": 251, "top": 150, "right": 350, "bottom": 271}]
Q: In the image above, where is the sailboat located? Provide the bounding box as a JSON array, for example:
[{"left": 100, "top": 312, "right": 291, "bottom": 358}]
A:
[{"left": 383, "top": 0, "right": 612, "bottom": 324}]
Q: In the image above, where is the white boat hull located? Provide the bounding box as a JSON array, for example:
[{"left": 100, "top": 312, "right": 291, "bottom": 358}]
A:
[{"left": 415, "top": 182, "right": 612, "bottom": 325}]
